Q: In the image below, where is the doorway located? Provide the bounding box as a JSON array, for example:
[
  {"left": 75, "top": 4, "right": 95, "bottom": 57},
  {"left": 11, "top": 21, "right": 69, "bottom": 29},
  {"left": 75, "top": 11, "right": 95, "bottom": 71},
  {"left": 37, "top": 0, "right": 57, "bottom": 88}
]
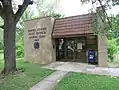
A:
[{"left": 56, "top": 37, "right": 87, "bottom": 62}]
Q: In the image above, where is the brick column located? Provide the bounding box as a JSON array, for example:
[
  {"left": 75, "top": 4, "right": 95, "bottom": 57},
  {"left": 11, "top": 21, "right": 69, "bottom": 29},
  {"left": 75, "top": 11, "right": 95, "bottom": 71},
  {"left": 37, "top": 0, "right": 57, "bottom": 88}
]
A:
[
  {"left": 98, "top": 35, "right": 108, "bottom": 67},
  {"left": 96, "top": 6, "right": 108, "bottom": 67}
]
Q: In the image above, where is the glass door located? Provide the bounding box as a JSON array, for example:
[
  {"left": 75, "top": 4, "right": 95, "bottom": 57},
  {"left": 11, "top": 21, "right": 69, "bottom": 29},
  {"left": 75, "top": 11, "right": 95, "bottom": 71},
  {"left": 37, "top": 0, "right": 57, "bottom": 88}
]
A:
[
  {"left": 66, "top": 39, "right": 75, "bottom": 61},
  {"left": 56, "top": 37, "right": 86, "bottom": 62}
]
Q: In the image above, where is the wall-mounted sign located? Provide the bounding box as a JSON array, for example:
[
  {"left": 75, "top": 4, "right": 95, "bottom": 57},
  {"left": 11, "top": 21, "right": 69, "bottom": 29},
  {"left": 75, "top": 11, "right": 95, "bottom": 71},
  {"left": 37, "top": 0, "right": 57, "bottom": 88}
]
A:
[
  {"left": 77, "top": 43, "right": 82, "bottom": 49},
  {"left": 28, "top": 27, "right": 47, "bottom": 39}
]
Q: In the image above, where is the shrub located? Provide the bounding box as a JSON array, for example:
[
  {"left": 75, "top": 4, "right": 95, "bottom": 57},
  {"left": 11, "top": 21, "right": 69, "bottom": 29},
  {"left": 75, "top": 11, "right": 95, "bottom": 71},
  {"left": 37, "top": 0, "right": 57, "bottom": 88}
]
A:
[
  {"left": 16, "top": 42, "right": 24, "bottom": 58},
  {"left": 107, "top": 38, "right": 117, "bottom": 62},
  {"left": 0, "top": 42, "right": 3, "bottom": 50}
]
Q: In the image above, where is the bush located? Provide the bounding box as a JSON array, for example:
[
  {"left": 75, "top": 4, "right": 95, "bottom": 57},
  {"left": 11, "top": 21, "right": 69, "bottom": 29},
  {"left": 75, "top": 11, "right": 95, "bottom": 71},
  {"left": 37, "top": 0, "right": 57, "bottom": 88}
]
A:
[
  {"left": 0, "top": 50, "right": 3, "bottom": 53},
  {"left": 0, "top": 43, "right": 24, "bottom": 59},
  {"left": 0, "top": 42, "right": 3, "bottom": 50},
  {"left": 107, "top": 38, "right": 117, "bottom": 62},
  {"left": 16, "top": 42, "right": 24, "bottom": 58}
]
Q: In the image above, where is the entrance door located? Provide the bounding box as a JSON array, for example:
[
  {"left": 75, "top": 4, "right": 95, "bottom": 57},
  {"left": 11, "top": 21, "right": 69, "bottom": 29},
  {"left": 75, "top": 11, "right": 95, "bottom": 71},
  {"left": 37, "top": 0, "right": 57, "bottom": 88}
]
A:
[
  {"left": 74, "top": 38, "right": 86, "bottom": 62},
  {"left": 56, "top": 37, "right": 86, "bottom": 62},
  {"left": 66, "top": 39, "right": 75, "bottom": 61}
]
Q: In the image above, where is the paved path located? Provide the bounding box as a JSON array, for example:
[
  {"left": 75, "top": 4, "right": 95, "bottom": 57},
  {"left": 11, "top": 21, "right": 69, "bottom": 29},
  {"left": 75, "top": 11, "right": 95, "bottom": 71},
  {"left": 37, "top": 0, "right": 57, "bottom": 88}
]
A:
[
  {"left": 43, "top": 62, "right": 119, "bottom": 76},
  {"left": 30, "top": 71, "right": 68, "bottom": 90}
]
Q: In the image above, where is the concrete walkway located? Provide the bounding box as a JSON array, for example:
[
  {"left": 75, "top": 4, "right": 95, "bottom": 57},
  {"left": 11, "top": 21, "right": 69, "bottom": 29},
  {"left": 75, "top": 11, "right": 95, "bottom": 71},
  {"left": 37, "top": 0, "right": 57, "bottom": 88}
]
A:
[
  {"left": 30, "top": 71, "right": 68, "bottom": 90},
  {"left": 43, "top": 62, "right": 119, "bottom": 76}
]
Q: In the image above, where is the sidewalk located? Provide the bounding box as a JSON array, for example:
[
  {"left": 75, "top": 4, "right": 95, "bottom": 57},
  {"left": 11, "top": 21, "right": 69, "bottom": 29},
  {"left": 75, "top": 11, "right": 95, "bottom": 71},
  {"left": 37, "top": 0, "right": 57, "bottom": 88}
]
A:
[
  {"left": 30, "top": 71, "right": 68, "bottom": 90},
  {"left": 43, "top": 62, "right": 119, "bottom": 76}
]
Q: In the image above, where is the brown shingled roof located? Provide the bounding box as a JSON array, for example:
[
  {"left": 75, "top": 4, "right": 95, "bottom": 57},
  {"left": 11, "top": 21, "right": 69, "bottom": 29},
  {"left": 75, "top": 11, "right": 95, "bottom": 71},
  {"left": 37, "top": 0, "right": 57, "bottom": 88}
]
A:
[{"left": 52, "top": 13, "right": 94, "bottom": 38}]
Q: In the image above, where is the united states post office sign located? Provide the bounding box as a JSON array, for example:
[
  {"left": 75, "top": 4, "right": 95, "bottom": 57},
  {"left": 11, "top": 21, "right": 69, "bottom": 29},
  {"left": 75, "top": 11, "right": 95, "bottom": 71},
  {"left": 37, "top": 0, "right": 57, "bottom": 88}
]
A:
[{"left": 28, "top": 27, "right": 47, "bottom": 39}]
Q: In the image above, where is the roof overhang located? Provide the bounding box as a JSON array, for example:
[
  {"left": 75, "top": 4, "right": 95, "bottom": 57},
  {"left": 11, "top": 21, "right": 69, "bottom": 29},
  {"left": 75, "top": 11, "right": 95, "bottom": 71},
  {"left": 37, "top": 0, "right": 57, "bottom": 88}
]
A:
[{"left": 52, "top": 13, "right": 95, "bottom": 38}]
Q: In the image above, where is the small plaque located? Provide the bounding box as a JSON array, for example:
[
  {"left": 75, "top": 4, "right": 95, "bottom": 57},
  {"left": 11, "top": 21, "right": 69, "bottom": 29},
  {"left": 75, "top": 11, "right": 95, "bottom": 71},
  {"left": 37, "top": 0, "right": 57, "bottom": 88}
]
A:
[{"left": 34, "top": 42, "right": 39, "bottom": 49}]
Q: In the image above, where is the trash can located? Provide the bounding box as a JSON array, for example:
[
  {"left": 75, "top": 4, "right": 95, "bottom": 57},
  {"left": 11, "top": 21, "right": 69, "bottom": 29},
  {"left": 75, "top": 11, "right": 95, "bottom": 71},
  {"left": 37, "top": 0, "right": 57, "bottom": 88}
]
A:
[{"left": 88, "top": 50, "right": 96, "bottom": 64}]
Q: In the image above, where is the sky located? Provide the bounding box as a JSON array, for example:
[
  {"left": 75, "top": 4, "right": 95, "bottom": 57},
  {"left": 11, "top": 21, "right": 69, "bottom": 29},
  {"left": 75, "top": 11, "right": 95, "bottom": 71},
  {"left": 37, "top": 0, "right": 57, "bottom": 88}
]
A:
[
  {"left": 59, "top": 0, "right": 119, "bottom": 16},
  {"left": 59, "top": 0, "right": 92, "bottom": 16},
  {"left": 16, "top": 0, "right": 119, "bottom": 17}
]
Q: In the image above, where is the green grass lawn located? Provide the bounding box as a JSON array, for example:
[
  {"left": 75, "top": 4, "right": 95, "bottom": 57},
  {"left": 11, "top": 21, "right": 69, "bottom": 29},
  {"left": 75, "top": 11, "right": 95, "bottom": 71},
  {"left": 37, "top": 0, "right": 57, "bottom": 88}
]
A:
[
  {"left": 54, "top": 72, "right": 119, "bottom": 90},
  {"left": 0, "top": 59, "right": 54, "bottom": 90}
]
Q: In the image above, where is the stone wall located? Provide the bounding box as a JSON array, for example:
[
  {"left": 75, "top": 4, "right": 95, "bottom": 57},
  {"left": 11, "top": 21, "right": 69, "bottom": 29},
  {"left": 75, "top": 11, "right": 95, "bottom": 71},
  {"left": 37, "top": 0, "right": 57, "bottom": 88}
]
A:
[
  {"left": 24, "top": 17, "right": 55, "bottom": 64},
  {"left": 98, "top": 35, "right": 108, "bottom": 67},
  {"left": 96, "top": 6, "right": 108, "bottom": 67}
]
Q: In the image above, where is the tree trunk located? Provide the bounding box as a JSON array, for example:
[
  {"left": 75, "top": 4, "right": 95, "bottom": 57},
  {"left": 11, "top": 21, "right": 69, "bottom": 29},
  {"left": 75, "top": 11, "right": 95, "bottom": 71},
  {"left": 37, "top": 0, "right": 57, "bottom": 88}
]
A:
[{"left": 2, "top": 10, "right": 17, "bottom": 74}]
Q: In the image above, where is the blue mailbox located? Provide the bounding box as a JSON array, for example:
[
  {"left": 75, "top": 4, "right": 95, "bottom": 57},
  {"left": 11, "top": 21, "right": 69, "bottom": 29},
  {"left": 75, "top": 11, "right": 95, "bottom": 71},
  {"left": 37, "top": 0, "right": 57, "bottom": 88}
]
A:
[{"left": 88, "top": 50, "right": 96, "bottom": 63}]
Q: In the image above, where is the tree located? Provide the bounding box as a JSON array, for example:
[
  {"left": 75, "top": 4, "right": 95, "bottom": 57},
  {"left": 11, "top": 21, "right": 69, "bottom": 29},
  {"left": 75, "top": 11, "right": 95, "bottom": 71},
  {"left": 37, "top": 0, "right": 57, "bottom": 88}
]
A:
[
  {"left": 80, "top": 0, "right": 110, "bottom": 33},
  {"left": 35, "top": 0, "right": 59, "bottom": 17},
  {"left": 81, "top": 0, "right": 119, "bottom": 5},
  {"left": 15, "top": 1, "right": 63, "bottom": 59},
  {"left": 80, "top": 0, "right": 119, "bottom": 61},
  {"left": 80, "top": 0, "right": 119, "bottom": 25},
  {"left": 0, "top": 0, "right": 33, "bottom": 74},
  {"left": 16, "top": 7, "right": 34, "bottom": 41},
  {"left": 16, "top": 8, "right": 34, "bottom": 58}
]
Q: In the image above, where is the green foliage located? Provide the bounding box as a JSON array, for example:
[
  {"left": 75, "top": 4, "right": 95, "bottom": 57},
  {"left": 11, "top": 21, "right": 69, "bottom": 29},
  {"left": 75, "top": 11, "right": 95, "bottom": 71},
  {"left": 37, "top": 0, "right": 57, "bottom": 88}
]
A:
[
  {"left": 0, "top": 1, "right": 64, "bottom": 58},
  {"left": 0, "top": 42, "right": 3, "bottom": 50},
  {"left": 110, "top": 15, "right": 119, "bottom": 39},
  {"left": 54, "top": 72, "right": 119, "bottom": 90},
  {"left": 0, "top": 60, "right": 54, "bottom": 90},
  {"left": 16, "top": 42, "right": 24, "bottom": 58},
  {"left": 47, "top": 11, "right": 64, "bottom": 18},
  {"left": 113, "top": 50, "right": 119, "bottom": 63},
  {"left": 107, "top": 14, "right": 119, "bottom": 62},
  {"left": 107, "top": 38, "right": 117, "bottom": 62},
  {"left": 81, "top": 0, "right": 119, "bottom": 6},
  {"left": 0, "top": 51, "right": 3, "bottom": 61},
  {"left": 15, "top": 8, "right": 35, "bottom": 58},
  {"left": 35, "top": 0, "right": 64, "bottom": 18},
  {"left": 17, "top": 8, "right": 34, "bottom": 29},
  {"left": 112, "top": 0, "right": 119, "bottom": 5},
  {"left": 15, "top": 3, "right": 63, "bottom": 58}
]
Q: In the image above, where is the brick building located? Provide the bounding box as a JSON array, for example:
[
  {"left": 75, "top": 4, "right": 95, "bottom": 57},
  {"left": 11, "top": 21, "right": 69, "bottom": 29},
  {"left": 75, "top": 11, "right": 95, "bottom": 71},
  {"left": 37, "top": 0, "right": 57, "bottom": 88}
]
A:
[{"left": 24, "top": 8, "right": 108, "bottom": 67}]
